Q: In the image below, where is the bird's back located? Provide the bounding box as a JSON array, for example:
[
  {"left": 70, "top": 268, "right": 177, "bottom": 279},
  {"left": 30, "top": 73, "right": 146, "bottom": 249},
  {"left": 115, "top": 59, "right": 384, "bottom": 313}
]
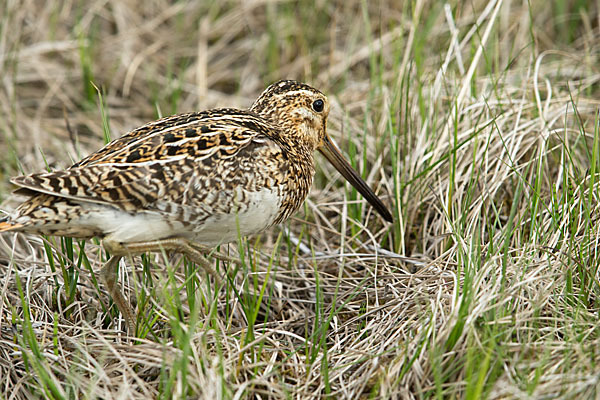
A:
[{"left": 0, "top": 108, "right": 314, "bottom": 246}]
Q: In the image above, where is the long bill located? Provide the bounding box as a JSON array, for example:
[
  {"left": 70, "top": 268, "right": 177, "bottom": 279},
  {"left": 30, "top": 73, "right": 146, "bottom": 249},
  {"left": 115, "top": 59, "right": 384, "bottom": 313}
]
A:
[{"left": 318, "top": 134, "right": 393, "bottom": 222}]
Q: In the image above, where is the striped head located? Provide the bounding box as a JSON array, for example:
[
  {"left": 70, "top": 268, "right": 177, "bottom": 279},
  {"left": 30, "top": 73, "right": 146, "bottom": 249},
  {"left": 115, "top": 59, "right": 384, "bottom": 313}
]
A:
[
  {"left": 251, "top": 80, "right": 393, "bottom": 222},
  {"left": 250, "top": 80, "right": 330, "bottom": 151}
]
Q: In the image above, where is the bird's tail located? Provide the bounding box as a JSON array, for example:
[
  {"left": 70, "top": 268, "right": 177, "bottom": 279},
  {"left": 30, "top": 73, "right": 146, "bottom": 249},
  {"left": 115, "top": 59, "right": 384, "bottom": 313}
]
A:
[{"left": 0, "top": 215, "right": 22, "bottom": 232}]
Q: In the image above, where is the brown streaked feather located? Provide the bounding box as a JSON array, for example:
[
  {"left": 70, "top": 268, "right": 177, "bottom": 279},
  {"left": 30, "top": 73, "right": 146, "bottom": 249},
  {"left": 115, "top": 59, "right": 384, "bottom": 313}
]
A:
[
  {"left": 1, "top": 80, "right": 391, "bottom": 243},
  {"left": 7, "top": 107, "right": 311, "bottom": 233},
  {"left": 11, "top": 111, "right": 290, "bottom": 211},
  {"left": 70, "top": 109, "right": 280, "bottom": 168}
]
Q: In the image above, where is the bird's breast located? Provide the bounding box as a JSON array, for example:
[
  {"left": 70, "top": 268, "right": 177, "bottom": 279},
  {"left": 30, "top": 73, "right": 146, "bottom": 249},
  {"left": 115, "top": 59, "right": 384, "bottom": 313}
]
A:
[{"left": 189, "top": 186, "right": 283, "bottom": 245}]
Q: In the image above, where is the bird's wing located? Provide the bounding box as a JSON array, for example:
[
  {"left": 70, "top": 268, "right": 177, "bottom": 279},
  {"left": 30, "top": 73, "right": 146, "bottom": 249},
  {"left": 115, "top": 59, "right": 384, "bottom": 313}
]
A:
[
  {"left": 11, "top": 109, "right": 286, "bottom": 213},
  {"left": 71, "top": 109, "right": 264, "bottom": 168}
]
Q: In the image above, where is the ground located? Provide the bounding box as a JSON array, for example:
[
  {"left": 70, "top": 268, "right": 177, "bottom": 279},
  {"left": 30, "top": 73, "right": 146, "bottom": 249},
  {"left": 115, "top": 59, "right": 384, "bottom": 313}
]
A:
[{"left": 1, "top": 1, "right": 599, "bottom": 399}]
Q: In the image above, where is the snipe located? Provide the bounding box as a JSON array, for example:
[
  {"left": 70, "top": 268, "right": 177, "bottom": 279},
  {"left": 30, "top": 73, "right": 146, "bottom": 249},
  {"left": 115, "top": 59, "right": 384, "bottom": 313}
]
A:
[{"left": 0, "top": 80, "right": 392, "bottom": 333}]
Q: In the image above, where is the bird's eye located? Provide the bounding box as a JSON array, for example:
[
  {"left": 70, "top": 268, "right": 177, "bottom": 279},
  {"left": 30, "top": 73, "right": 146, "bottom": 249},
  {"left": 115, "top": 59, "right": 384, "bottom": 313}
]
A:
[{"left": 312, "top": 99, "right": 324, "bottom": 112}]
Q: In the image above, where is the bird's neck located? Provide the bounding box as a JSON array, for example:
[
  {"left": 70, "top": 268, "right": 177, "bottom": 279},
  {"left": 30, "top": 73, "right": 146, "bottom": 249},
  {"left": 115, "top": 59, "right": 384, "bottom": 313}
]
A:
[{"left": 261, "top": 115, "right": 319, "bottom": 154}]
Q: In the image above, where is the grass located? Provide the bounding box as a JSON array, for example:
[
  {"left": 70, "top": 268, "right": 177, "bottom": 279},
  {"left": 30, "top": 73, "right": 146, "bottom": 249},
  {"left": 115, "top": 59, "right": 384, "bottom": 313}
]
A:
[{"left": 1, "top": 0, "right": 600, "bottom": 398}]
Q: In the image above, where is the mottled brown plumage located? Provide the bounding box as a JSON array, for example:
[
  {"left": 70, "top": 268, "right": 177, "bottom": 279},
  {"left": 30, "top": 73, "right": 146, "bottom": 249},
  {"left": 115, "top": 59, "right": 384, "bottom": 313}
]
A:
[{"left": 0, "top": 80, "right": 392, "bottom": 333}]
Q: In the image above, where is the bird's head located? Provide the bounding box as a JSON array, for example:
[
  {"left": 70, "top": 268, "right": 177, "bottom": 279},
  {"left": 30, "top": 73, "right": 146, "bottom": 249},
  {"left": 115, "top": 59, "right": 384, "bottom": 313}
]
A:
[{"left": 251, "top": 80, "right": 392, "bottom": 223}]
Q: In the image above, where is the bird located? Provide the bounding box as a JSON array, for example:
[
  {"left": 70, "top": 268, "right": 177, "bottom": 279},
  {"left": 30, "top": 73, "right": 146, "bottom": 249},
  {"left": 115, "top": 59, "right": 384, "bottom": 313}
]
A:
[{"left": 0, "top": 80, "right": 393, "bottom": 333}]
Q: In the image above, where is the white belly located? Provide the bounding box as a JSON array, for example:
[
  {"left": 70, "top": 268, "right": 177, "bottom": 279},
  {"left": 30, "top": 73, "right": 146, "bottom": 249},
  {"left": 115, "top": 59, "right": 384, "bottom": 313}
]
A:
[
  {"left": 191, "top": 187, "right": 281, "bottom": 246},
  {"left": 89, "top": 187, "right": 281, "bottom": 246}
]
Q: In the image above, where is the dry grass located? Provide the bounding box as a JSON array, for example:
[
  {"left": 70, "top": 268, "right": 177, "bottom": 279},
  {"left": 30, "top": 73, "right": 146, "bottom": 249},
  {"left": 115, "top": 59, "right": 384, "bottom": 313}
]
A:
[{"left": 1, "top": 0, "right": 600, "bottom": 399}]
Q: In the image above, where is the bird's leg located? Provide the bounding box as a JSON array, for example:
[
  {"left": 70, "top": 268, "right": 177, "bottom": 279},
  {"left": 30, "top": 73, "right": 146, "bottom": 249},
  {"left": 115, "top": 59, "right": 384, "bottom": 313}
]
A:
[
  {"left": 100, "top": 238, "right": 233, "bottom": 332},
  {"left": 187, "top": 242, "right": 238, "bottom": 264},
  {"left": 105, "top": 238, "right": 224, "bottom": 284},
  {"left": 100, "top": 255, "right": 137, "bottom": 334}
]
